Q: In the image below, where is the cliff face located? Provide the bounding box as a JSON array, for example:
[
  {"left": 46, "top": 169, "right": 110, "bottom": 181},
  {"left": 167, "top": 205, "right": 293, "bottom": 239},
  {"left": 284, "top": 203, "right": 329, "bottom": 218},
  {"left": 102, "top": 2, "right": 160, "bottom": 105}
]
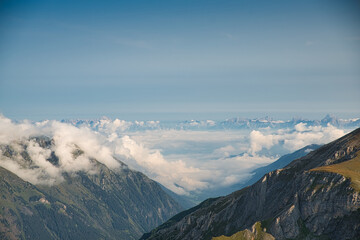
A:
[
  {"left": 142, "top": 128, "right": 360, "bottom": 240},
  {"left": 0, "top": 137, "right": 183, "bottom": 240}
]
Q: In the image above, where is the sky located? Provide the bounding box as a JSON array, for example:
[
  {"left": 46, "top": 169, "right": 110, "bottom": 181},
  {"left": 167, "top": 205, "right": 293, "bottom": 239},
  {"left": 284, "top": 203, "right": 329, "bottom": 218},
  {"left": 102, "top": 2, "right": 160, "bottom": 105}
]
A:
[{"left": 0, "top": 0, "right": 360, "bottom": 121}]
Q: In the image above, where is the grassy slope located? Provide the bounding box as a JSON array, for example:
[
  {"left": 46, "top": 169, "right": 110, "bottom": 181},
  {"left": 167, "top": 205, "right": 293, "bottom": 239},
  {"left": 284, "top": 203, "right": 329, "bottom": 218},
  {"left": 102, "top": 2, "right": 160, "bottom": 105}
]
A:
[
  {"left": 310, "top": 151, "right": 360, "bottom": 192},
  {"left": 212, "top": 222, "right": 274, "bottom": 240}
]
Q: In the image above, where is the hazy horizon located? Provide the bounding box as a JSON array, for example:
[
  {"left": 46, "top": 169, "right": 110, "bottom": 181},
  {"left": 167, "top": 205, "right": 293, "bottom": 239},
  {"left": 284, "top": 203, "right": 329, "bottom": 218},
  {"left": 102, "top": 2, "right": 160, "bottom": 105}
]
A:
[{"left": 3, "top": 111, "right": 360, "bottom": 123}]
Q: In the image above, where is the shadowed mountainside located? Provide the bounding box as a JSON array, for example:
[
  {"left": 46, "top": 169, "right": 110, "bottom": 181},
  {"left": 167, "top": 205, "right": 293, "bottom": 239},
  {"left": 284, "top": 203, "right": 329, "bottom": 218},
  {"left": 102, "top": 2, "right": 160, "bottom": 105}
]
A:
[{"left": 0, "top": 137, "right": 183, "bottom": 240}]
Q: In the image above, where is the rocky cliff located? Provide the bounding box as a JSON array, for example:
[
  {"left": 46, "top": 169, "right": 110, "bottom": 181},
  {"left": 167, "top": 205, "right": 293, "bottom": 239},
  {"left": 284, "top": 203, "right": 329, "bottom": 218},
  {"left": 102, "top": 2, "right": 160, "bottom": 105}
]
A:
[{"left": 141, "top": 128, "right": 360, "bottom": 240}]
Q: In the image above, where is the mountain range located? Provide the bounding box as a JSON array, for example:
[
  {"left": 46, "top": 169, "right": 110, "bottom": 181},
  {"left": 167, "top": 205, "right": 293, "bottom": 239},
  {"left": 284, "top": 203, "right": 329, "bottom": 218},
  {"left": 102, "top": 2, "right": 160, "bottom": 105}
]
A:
[
  {"left": 141, "top": 128, "right": 360, "bottom": 240},
  {"left": 61, "top": 115, "right": 360, "bottom": 132},
  {"left": 1, "top": 123, "right": 360, "bottom": 240},
  {"left": 0, "top": 137, "right": 183, "bottom": 240}
]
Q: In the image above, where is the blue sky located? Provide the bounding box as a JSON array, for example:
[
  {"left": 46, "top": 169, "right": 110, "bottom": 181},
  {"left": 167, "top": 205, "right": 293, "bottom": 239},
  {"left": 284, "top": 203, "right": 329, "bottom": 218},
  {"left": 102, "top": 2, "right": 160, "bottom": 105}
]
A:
[{"left": 0, "top": 0, "right": 359, "bottom": 120}]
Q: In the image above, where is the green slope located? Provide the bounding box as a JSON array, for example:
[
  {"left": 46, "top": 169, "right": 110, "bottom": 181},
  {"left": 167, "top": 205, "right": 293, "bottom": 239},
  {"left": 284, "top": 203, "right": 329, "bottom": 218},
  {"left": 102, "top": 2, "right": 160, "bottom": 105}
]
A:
[{"left": 310, "top": 150, "right": 360, "bottom": 191}]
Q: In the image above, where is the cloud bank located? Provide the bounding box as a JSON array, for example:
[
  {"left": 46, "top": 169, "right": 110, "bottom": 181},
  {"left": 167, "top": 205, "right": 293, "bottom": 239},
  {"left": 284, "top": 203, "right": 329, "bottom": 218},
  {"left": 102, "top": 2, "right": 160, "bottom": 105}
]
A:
[
  {"left": 0, "top": 116, "right": 120, "bottom": 185},
  {"left": 0, "top": 115, "right": 352, "bottom": 196},
  {"left": 248, "top": 123, "right": 346, "bottom": 154}
]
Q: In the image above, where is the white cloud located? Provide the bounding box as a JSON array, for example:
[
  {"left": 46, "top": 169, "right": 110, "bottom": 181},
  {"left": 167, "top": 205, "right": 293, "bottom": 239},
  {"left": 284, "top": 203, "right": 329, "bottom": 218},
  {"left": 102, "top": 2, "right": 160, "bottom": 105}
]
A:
[
  {"left": 249, "top": 130, "right": 280, "bottom": 154},
  {"left": 249, "top": 123, "right": 347, "bottom": 153},
  {"left": 0, "top": 115, "right": 352, "bottom": 197},
  {"left": 50, "top": 122, "right": 120, "bottom": 169},
  {"left": 0, "top": 116, "right": 120, "bottom": 186},
  {"left": 213, "top": 145, "right": 236, "bottom": 158},
  {"left": 0, "top": 116, "right": 40, "bottom": 144},
  {"left": 27, "top": 140, "right": 61, "bottom": 178},
  {"left": 114, "top": 135, "right": 208, "bottom": 195},
  {"left": 295, "top": 122, "right": 307, "bottom": 132}
]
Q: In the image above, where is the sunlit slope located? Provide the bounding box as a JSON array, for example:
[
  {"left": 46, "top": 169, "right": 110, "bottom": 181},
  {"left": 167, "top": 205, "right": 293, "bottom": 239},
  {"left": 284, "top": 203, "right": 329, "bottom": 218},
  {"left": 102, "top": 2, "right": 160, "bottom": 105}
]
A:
[
  {"left": 212, "top": 222, "right": 274, "bottom": 240},
  {"left": 310, "top": 151, "right": 360, "bottom": 191}
]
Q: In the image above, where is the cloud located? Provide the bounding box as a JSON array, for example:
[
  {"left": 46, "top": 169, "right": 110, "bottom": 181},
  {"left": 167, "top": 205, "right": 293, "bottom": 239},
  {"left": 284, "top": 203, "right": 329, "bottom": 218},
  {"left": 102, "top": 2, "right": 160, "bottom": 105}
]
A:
[
  {"left": 109, "top": 129, "right": 277, "bottom": 194},
  {"left": 248, "top": 123, "right": 347, "bottom": 154},
  {"left": 0, "top": 115, "right": 351, "bottom": 197},
  {"left": 0, "top": 116, "right": 120, "bottom": 186},
  {"left": 113, "top": 134, "right": 275, "bottom": 194},
  {"left": 101, "top": 124, "right": 347, "bottom": 195},
  {"left": 249, "top": 130, "right": 280, "bottom": 154},
  {"left": 114, "top": 135, "right": 208, "bottom": 195},
  {"left": 213, "top": 145, "right": 236, "bottom": 158},
  {"left": 294, "top": 122, "right": 307, "bottom": 132},
  {"left": 0, "top": 116, "right": 40, "bottom": 144},
  {"left": 0, "top": 156, "right": 62, "bottom": 185},
  {"left": 204, "top": 153, "right": 275, "bottom": 186},
  {"left": 50, "top": 122, "right": 120, "bottom": 169}
]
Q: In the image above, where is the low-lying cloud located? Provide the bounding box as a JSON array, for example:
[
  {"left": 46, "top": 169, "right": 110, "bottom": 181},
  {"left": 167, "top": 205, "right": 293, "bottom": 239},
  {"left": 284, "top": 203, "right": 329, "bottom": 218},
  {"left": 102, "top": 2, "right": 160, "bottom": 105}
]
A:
[
  {"left": 0, "top": 116, "right": 120, "bottom": 185},
  {"left": 0, "top": 115, "right": 353, "bottom": 197},
  {"left": 249, "top": 123, "right": 346, "bottom": 154}
]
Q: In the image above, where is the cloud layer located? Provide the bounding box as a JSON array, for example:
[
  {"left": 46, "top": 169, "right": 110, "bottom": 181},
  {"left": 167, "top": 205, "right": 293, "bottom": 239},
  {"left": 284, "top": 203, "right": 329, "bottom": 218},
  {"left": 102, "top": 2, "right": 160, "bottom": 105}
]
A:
[
  {"left": 0, "top": 116, "right": 120, "bottom": 185},
  {"left": 249, "top": 123, "right": 346, "bottom": 154},
  {"left": 0, "top": 115, "right": 352, "bottom": 196}
]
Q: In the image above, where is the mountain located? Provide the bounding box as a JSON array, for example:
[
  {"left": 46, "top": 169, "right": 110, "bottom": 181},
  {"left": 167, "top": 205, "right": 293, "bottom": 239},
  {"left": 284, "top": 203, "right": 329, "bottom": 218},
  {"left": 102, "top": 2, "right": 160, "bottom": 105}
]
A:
[
  {"left": 236, "top": 144, "right": 321, "bottom": 188},
  {"left": 219, "top": 114, "right": 360, "bottom": 130},
  {"left": 194, "top": 144, "right": 322, "bottom": 201},
  {"left": 141, "top": 128, "right": 360, "bottom": 240},
  {"left": 159, "top": 184, "right": 197, "bottom": 210},
  {"left": 61, "top": 115, "right": 360, "bottom": 132},
  {"left": 0, "top": 137, "right": 183, "bottom": 240}
]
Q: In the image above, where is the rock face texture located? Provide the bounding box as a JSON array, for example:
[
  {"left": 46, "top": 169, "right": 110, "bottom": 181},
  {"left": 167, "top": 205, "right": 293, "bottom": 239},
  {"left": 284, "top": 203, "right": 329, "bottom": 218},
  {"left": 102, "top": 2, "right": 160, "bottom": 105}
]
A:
[
  {"left": 141, "top": 128, "right": 360, "bottom": 240},
  {"left": 0, "top": 137, "right": 183, "bottom": 240}
]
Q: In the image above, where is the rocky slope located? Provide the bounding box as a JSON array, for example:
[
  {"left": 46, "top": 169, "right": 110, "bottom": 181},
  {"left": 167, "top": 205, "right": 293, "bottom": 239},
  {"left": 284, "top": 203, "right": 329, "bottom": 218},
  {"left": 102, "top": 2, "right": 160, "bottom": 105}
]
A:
[
  {"left": 0, "top": 137, "right": 183, "bottom": 240},
  {"left": 141, "top": 128, "right": 360, "bottom": 240}
]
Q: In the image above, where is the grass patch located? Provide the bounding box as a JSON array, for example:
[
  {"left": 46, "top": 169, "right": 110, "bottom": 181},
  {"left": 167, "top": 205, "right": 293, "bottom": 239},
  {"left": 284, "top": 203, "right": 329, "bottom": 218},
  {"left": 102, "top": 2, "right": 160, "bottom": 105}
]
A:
[
  {"left": 212, "top": 222, "right": 274, "bottom": 240},
  {"left": 212, "top": 230, "right": 251, "bottom": 240},
  {"left": 309, "top": 151, "right": 360, "bottom": 192}
]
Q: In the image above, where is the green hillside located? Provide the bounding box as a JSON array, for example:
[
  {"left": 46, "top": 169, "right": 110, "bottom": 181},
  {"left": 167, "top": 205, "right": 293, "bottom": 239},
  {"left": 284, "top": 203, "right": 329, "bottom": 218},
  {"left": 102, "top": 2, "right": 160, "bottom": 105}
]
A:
[
  {"left": 310, "top": 151, "right": 360, "bottom": 191},
  {"left": 212, "top": 222, "right": 274, "bottom": 240}
]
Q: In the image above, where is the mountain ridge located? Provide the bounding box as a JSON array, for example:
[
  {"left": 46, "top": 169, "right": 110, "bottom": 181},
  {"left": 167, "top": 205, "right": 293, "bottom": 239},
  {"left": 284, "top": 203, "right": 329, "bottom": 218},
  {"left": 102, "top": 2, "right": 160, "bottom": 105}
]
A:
[
  {"left": 61, "top": 115, "right": 360, "bottom": 131},
  {"left": 141, "top": 128, "right": 360, "bottom": 240},
  {"left": 0, "top": 137, "right": 183, "bottom": 240},
  {"left": 212, "top": 144, "right": 322, "bottom": 198}
]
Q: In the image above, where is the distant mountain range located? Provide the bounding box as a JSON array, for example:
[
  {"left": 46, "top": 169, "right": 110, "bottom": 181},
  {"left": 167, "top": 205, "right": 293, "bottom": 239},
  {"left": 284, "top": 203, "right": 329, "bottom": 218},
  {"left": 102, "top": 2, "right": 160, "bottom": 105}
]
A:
[
  {"left": 61, "top": 114, "right": 360, "bottom": 131},
  {"left": 141, "top": 128, "right": 360, "bottom": 240},
  {"left": 0, "top": 137, "right": 183, "bottom": 240}
]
